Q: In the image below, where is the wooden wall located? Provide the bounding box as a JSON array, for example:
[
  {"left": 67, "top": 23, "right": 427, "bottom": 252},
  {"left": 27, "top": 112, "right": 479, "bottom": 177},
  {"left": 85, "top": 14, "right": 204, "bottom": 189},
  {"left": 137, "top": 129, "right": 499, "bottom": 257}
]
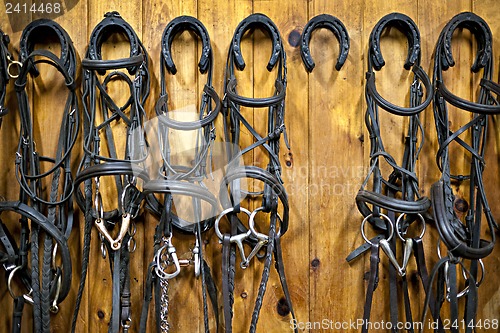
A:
[{"left": 0, "top": 0, "right": 499, "bottom": 332}]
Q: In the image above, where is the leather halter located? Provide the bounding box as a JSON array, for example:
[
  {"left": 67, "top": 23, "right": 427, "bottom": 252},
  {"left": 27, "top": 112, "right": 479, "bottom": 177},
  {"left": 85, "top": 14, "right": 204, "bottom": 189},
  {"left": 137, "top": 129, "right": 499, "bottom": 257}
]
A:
[
  {"left": 349, "top": 13, "right": 434, "bottom": 333},
  {"left": 72, "top": 12, "right": 150, "bottom": 333},
  {"left": 300, "top": 14, "right": 349, "bottom": 72},
  {"left": 13, "top": 19, "right": 78, "bottom": 333},
  {"left": 220, "top": 13, "right": 296, "bottom": 333}
]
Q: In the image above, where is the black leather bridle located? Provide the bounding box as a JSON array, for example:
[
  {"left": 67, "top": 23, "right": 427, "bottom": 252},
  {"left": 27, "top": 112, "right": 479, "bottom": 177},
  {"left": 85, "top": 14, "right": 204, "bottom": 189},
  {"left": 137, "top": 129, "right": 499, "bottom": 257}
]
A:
[
  {"left": 137, "top": 16, "right": 220, "bottom": 333},
  {"left": 420, "top": 12, "right": 500, "bottom": 333},
  {"left": 218, "top": 13, "right": 296, "bottom": 333},
  {"left": 11, "top": 18, "right": 78, "bottom": 333},
  {"left": 72, "top": 11, "right": 150, "bottom": 333},
  {"left": 347, "top": 13, "right": 434, "bottom": 333}
]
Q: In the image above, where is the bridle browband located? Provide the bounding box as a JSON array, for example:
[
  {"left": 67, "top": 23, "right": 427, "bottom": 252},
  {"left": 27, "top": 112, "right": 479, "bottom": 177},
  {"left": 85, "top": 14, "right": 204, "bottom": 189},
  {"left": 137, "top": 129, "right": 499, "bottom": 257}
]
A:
[{"left": 72, "top": 11, "right": 150, "bottom": 333}]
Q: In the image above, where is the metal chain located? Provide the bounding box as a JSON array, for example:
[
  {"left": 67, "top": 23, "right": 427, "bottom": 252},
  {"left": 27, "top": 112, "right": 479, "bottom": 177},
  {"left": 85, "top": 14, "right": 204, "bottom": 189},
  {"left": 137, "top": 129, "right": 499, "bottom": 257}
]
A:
[{"left": 159, "top": 274, "right": 170, "bottom": 332}]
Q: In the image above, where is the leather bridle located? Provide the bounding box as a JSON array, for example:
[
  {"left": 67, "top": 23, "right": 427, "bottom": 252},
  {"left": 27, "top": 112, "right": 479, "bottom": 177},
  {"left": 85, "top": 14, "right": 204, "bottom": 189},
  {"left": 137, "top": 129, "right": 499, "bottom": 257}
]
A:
[
  {"left": 219, "top": 13, "right": 296, "bottom": 333},
  {"left": 420, "top": 12, "right": 500, "bottom": 333},
  {"left": 138, "top": 16, "right": 220, "bottom": 333},
  {"left": 72, "top": 11, "right": 150, "bottom": 333},
  {"left": 347, "top": 13, "right": 434, "bottom": 333},
  {"left": 10, "top": 18, "right": 78, "bottom": 333}
]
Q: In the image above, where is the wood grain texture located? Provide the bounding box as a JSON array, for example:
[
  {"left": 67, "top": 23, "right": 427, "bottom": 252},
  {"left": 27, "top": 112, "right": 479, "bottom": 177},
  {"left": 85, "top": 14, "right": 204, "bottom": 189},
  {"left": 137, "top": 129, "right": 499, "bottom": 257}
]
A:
[
  {"left": 307, "top": 0, "right": 365, "bottom": 330},
  {"left": 250, "top": 1, "right": 309, "bottom": 332},
  {"left": 0, "top": 0, "right": 499, "bottom": 332},
  {"left": 197, "top": 3, "right": 253, "bottom": 332},
  {"left": 360, "top": 0, "right": 419, "bottom": 326},
  {"left": 142, "top": 1, "right": 202, "bottom": 332},
  {"left": 468, "top": 0, "right": 500, "bottom": 326},
  {"left": 31, "top": 2, "right": 88, "bottom": 331}
]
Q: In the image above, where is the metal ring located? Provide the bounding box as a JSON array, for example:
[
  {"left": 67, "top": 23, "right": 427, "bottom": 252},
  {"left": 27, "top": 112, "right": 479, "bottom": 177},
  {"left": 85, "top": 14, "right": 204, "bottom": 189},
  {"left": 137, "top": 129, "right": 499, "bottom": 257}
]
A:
[
  {"left": 121, "top": 182, "right": 134, "bottom": 214},
  {"left": 7, "top": 60, "right": 22, "bottom": 79},
  {"left": 445, "top": 258, "right": 486, "bottom": 301},
  {"left": 249, "top": 206, "right": 283, "bottom": 241},
  {"left": 128, "top": 221, "right": 137, "bottom": 236},
  {"left": 52, "top": 243, "right": 59, "bottom": 269},
  {"left": 459, "top": 258, "right": 485, "bottom": 289},
  {"left": 214, "top": 207, "right": 251, "bottom": 240},
  {"left": 94, "top": 192, "right": 104, "bottom": 220},
  {"left": 50, "top": 274, "right": 62, "bottom": 313},
  {"left": 7, "top": 266, "right": 32, "bottom": 301},
  {"left": 127, "top": 237, "right": 137, "bottom": 253},
  {"left": 436, "top": 238, "right": 443, "bottom": 259},
  {"left": 360, "top": 213, "right": 394, "bottom": 245},
  {"left": 395, "top": 213, "right": 426, "bottom": 242}
]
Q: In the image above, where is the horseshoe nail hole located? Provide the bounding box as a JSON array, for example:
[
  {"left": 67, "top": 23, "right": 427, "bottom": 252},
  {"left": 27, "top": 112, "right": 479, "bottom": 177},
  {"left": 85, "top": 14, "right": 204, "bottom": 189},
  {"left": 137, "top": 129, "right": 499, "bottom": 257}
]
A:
[
  {"left": 288, "top": 30, "right": 301, "bottom": 48},
  {"left": 97, "top": 310, "right": 105, "bottom": 319},
  {"left": 285, "top": 160, "right": 292, "bottom": 167},
  {"left": 276, "top": 297, "right": 291, "bottom": 316},
  {"left": 241, "top": 291, "right": 248, "bottom": 299}
]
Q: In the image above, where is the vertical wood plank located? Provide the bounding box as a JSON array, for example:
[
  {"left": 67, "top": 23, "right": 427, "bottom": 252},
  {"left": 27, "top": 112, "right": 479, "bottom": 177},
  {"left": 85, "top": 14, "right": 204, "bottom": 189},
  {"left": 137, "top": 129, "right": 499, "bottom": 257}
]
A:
[
  {"left": 250, "top": 0, "right": 309, "bottom": 332},
  {"left": 198, "top": 1, "right": 253, "bottom": 332},
  {"left": 418, "top": 0, "right": 475, "bottom": 330},
  {"left": 142, "top": 1, "right": 201, "bottom": 332},
  {"left": 307, "top": 0, "right": 365, "bottom": 329},
  {"left": 197, "top": 1, "right": 257, "bottom": 332},
  {"left": 418, "top": 0, "right": 473, "bottom": 200},
  {"left": 470, "top": 0, "right": 500, "bottom": 324},
  {"left": 0, "top": 1, "right": 500, "bottom": 332},
  {"left": 31, "top": 2, "right": 89, "bottom": 332},
  {"left": 0, "top": 3, "right": 32, "bottom": 332},
  {"left": 86, "top": 3, "right": 143, "bottom": 332},
  {"left": 361, "top": 0, "right": 419, "bottom": 325}
]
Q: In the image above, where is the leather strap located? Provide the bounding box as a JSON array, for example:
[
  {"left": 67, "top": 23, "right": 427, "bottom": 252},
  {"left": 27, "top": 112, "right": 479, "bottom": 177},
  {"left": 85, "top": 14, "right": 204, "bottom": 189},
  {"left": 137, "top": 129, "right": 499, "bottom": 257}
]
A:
[{"left": 362, "top": 240, "right": 380, "bottom": 333}]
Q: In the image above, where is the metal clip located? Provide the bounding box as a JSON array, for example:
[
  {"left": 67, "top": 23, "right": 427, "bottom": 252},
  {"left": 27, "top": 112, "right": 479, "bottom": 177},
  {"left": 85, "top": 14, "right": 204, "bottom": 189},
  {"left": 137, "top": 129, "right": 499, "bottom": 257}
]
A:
[{"left": 155, "top": 237, "right": 181, "bottom": 280}]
